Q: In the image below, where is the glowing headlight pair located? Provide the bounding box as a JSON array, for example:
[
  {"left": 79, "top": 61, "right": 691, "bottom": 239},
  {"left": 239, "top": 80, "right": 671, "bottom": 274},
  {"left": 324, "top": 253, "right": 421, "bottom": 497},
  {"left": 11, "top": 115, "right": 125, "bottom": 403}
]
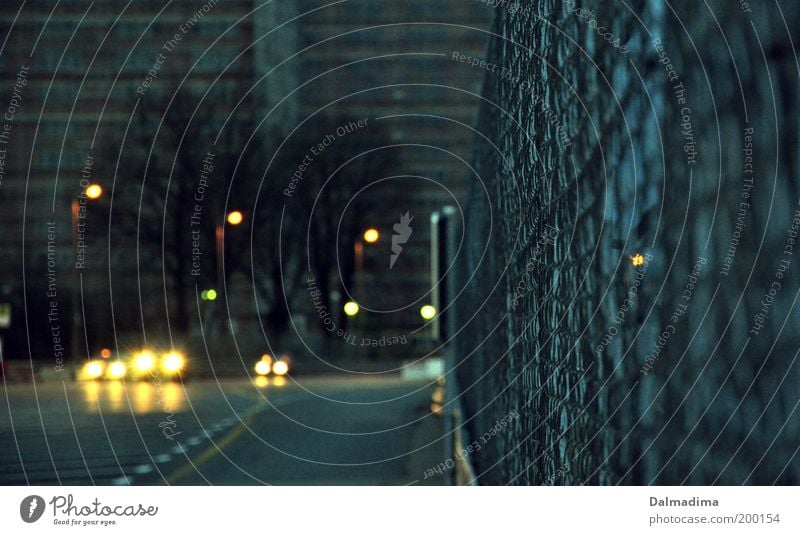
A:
[
  {"left": 254, "top": 354, "right": 289, "bottom": 377},
  {"left": 81, "top": 360, "right": 125, "bottom": 380},
  {"left": 133, "top": 350, "right": 185, "bottom": 374}
]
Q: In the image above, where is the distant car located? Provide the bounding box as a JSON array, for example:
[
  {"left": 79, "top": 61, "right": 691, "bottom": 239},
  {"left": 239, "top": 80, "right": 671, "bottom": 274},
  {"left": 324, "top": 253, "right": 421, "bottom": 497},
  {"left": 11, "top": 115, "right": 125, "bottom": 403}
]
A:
[
  {"left": 128, "top": 349, "right": 188, "bottom": 381},
  {"left": 77, "top": 348, "right": 188, "bottom": 381},
  {"left": 77, "top": 359, "right": 106, "bottom": 381},
  {"left": 253, "top": 353, "right": 292, "bottom": 377}
]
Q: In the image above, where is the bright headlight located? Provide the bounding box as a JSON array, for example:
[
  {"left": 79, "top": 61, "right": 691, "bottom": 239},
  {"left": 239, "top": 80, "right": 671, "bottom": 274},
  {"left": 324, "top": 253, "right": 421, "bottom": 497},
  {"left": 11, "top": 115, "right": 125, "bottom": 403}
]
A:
[
  {"left": 84, "top": 361, "right": 104, "bottom": 379},
  {"left": 107, "top": 361, "right": 126, "bottom": 379},
  {"left": 135, "top": 351, "right": 156, "bottom": 372},
  {"left": 162, "top": 352, "right": 185, "bottom": 373},
  {"left": 272, "top": 360, "right": 289, "bottom": 376},
  {"left": 254, "top": 360, "right": 271, "bottom": 376}
]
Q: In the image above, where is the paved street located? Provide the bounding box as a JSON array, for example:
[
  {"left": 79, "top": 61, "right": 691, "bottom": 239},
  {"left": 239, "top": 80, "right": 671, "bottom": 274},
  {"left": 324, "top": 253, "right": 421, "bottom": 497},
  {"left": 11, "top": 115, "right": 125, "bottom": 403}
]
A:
[{"left": 0, "top": 376, "right": 444, "bottom": 485}]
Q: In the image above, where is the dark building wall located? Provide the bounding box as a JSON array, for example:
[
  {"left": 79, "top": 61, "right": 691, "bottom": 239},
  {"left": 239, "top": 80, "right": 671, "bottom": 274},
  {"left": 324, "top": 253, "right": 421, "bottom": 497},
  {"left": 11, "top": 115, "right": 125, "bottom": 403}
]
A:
[
  {"left": 0, "top": 0, "right": 285, "bottom": 362},
  {"left": 0, "top": 1, "right": 496, "bottom": 366},
  {"left": 293, "top": 0, "right": 494, "bottom": 339}
]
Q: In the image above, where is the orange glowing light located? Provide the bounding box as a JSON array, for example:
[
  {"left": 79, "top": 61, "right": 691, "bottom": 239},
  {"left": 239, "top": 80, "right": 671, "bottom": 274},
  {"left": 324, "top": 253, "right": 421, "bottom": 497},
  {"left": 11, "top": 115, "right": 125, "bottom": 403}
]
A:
[
  {"left": 86, "top": 184, "right": 103, "bottom": 199},
  {"left": 363, "top": 228, "right": 380, "bottom": 243},
  {"left": 631, "top": 253, "right": 645, "bottom": 267},
  {"left": 227, "top": 211, "right": 243, "bottom": 225}
]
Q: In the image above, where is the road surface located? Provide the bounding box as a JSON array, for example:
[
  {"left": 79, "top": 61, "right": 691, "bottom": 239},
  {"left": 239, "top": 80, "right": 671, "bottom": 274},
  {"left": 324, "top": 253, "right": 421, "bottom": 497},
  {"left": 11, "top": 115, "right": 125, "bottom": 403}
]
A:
[{"left": 0, "top": 375, "right": 445, "bottom": 485}]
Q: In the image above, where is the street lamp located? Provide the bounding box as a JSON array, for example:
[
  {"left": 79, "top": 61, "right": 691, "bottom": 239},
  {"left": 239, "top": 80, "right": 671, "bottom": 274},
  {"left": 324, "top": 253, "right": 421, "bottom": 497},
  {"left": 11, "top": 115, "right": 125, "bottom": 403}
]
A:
[
  {"left": 216, "top": 212, "right": 245, "bottom": 299},
  {"left": 226, "top": 210, "right": 243, "bottom": 226},
  {"left": 71, "top": 183, "right": 103, "bottom": 361},
  {"left": 363, "top": 228, "right": 380, "bottom": 244},
  {"left": 211, "top": 211, "right": 244, "bottom": 348},
  {"left": 85, "top": 183, "right": 103, "bottom": 200},
  {"left": 354, "top": 227, "right": 379, "bottom": 301},
  {"left": 343, "top": 301, "right": 359, "bottom": 317}
]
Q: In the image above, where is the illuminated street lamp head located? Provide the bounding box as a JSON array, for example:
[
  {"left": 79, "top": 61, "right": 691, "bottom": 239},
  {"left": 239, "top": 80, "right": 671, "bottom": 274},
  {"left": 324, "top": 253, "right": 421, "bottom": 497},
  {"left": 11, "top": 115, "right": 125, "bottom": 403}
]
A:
[
  {"left": 343, "top": 301, "right": 359, "bottom": 317},
  {"left": 227, "top": 210, "right": 243, "bottom": 226},
  {"left": 85, "top": 183, "right": 103, "bottom": 200},
  {"left": 363, "top": 228, "right": 380, "bottom": 244},
  {"left": 630, "top": 253, "right": 646, "bottom": 267},
  {"left": 420, "top": 305, "right": 437, "bottom": 320}
]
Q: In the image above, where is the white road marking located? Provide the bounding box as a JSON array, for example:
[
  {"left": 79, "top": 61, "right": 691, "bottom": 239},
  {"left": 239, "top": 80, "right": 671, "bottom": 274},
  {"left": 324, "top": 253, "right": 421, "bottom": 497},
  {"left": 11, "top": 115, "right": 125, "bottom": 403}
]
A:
[
  {"left": 132, "top": 464, "right": 153, "bottom": 475},
  {"left": 185, "top": 436, "right": 202, "bottom": 446}
]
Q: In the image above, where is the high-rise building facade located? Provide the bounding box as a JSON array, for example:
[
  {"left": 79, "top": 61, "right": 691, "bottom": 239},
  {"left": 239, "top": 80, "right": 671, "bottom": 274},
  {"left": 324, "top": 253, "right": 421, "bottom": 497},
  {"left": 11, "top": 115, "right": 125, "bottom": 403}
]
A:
[
  {"left": 0, "top": 0, "right": 494, "bottom": 366},
  {"left": 293, "top": 0, "right": 493, "bottom": 343}
]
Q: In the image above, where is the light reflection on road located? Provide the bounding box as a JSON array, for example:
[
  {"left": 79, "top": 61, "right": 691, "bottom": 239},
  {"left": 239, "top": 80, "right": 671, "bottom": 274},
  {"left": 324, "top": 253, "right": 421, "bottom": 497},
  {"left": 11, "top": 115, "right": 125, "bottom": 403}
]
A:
[
  {"left": 271, "top": 376, "right": 286, "bottom": 387},
  {"left": 81, "top": 380, "right": 186, "bottom": 414},
  {"left": 77, "top": 377, "right": 289, "bottom": 414},
  {"left": 254, "top": 376, "right": 287, "bottom": 388}
]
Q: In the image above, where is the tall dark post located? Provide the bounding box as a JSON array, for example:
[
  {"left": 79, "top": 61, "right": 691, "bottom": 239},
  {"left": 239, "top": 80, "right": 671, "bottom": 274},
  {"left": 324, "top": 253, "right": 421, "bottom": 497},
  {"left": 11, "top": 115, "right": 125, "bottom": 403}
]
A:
[
  {"left": 71, "top": 199, "right": 80, "bottom": 362},
  {"left": 432, "top": 205, "right": 461, "bottom": 484},
  {"left": 430, "top": 206, "right": 457, "bottom": 342}
]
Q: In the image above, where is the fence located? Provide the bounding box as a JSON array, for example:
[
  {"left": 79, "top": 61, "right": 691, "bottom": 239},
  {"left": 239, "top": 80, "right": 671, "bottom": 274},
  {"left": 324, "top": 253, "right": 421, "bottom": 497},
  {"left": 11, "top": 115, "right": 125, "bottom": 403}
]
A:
[{"left": 453, "top": 0, "right": 800, "bottom": 485}]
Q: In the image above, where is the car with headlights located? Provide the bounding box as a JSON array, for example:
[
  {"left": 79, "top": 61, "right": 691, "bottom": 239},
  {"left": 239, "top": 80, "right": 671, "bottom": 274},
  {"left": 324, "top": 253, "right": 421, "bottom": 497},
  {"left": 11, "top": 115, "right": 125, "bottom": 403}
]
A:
[
  {"left": 77, "top": 359, "right": 105, "bottom": 381},
  {"left": 76, "top": 348, "right": 188, "bottom": 381},
  {"left": 75, "top": 347, "right": 119, "bottom": 381},
  {"left": 128, "top": 349, "right": 188, "bottom": 381},
  {"left": 253, "top": 353, "right": 292, "bottom": 377},
  {"left": 76, "top": 358, "right": 127, "bottom": 381}
]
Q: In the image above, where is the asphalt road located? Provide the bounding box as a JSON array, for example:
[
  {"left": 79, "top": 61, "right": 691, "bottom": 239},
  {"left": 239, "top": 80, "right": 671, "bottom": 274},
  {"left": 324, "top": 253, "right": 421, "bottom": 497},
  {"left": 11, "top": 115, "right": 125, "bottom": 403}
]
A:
[{"left": 0, "top": 375, "right": 445, "bottom": 485}]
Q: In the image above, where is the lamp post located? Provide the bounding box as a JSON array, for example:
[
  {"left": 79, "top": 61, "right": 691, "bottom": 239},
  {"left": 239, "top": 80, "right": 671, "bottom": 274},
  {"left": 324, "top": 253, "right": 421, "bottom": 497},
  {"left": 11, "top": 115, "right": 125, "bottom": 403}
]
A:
[
  {"left": 216, "top": 211, "right": 243, "bottom": 296},
  {"left": 212, "top": 211, "right": 243, "bottom": 345},
  {"left": 354, "top": 228, "right": 379, "bottom": 301},
  {"left": 71, "top": 183, "right": 102, "bottom": 361}
]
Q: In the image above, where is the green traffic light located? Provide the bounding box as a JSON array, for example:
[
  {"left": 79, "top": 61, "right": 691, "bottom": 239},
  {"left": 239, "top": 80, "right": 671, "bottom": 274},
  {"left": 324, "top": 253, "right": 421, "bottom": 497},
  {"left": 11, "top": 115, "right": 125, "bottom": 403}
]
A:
[{"left": 201, "top": 289, "right": 218, "bottom": 301}]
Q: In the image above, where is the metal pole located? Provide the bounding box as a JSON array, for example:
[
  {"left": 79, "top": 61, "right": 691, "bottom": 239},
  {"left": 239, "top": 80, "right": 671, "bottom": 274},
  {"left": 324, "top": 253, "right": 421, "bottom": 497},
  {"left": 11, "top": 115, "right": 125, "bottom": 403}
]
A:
[
  {"left": 354, "top": 239, "right": 364, "bottom": 330},
  {"left": 215, "top": 224, "right": 224, "bottom": 347},
  {"left": 430, "top": 212, "right": 440, "bottom": 341},
  {"left": 354, "top": 239, "right": 364, "bottom": 299},
  {"left": 71, "top": 199, "right": 80, "bottom": 362}
]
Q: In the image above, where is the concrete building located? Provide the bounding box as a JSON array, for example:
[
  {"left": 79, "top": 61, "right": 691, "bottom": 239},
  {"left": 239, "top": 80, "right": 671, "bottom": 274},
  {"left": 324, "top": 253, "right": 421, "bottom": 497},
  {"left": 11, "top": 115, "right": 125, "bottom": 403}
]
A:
[
  {"left": 0, "top": 0, "right": 494, "bottom": 366},
  {"left": 293, "top": 0, "right": 493, "bottom": 347}
]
